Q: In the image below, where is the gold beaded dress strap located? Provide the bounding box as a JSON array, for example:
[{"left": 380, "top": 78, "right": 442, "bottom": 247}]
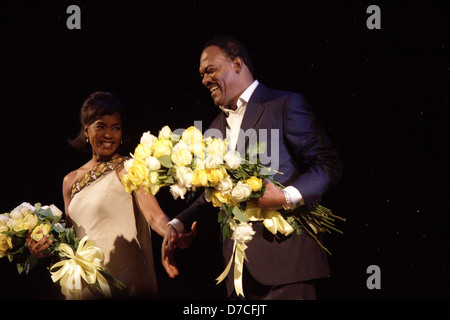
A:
[{"left": 70, "top": 156, "right": 127, "bottom": 199}]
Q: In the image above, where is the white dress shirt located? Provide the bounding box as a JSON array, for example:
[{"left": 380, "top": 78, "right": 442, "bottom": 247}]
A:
[
  {"left": 220, "top": 79, "right": 259, "bottom": 151},
  {"left": 220, "top": 80, "right": 304, "bottom": 208}
]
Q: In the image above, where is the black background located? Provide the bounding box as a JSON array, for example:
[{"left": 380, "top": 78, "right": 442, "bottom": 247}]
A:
[{"left": 0, "top": 1, "right": 448, "bottom": 300}]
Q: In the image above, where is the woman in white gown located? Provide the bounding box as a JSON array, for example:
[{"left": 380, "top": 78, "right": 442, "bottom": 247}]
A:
[{"left": 29, "top": 92, "right": 177, "bottom": 299}]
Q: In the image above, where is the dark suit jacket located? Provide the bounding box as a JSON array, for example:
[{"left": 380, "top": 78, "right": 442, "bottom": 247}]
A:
[{"left": 177, "top": 83, "right": 342, "bottom": 296}]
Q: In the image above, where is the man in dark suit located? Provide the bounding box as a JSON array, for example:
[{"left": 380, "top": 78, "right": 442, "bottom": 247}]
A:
[{"left": 162, "top": 36, "right": 342, "bottom": 299}]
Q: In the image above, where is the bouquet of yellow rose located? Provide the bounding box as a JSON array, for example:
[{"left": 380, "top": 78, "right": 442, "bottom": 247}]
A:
[
  {"left": 122, "top": 126, "right": 274, "bottom": 229},
  {"left": 0, "top": 202, "right": 125, "bottom": 299},
  {"left": 122, "top": 125, "right": 343, "bottom": 242},
  {"left": 122, "top": 125, "right": 345, "bottom": 296}
]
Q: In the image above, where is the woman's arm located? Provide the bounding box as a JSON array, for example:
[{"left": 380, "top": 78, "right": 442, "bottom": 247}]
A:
[
  {"left": 25, "top": 170, "right": 76, "bottom": 259},
  {"left": 117, "top": 167, "right": 169, "bottom": 237},
  {"left": 133, "top": 187, "right": 170, "bottom": 237},
  {"left": 62, "top": 172, "right": 75, "bottom": 227}
]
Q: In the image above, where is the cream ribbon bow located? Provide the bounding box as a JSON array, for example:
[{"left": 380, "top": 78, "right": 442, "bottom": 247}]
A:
[
  {"left": 216, "top": 203, "right": 294, "bottom": 297},
  {"left": 216, "top": 222, "right": 254, "bottom": 298},
  {"left": 244, "top": 202, "right": 294, "bottom": 236},
  {"left": 49, "top": 236, "right": 112, "bottom": 299}
]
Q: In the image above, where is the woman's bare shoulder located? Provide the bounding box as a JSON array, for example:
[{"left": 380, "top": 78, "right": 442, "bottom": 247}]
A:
[{"left": 63, "top": 164, "right": 90, "bottom": 190}]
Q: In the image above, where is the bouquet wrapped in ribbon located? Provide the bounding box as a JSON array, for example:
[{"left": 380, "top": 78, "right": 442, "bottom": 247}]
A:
[
  {"left": 122, "top": 125, "right": 345, "bottom": 297},
  {"left": 0, "top": 202, "right": 125, "bottom": 299}
]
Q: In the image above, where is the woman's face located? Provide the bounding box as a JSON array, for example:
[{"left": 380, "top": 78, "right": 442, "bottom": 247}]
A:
[{"left": 85, "top": 112, "right": 122, "bottom": 160}]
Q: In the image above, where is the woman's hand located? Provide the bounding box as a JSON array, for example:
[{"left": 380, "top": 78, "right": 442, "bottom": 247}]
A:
[{"left": 27, "top": 229, "right": 53, "bottom": 259}]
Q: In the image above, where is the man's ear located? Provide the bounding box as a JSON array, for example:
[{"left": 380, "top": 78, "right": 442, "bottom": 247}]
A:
[{"left": 232, "top": 57, "right": 244, "bottom": 73}]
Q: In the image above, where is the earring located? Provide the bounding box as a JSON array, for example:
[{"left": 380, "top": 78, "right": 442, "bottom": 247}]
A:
[{"left": 86, "top": 137, "right": 89, "bottom": 143}]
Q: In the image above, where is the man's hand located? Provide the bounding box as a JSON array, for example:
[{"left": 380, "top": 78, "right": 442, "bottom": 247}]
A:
[
  {"left": 161, "top": 222, "right": 197, "bottom": 278},
  {"left": 176, "top": 221, "right": 197, "bottom": 249},
  {"left": 162, "top": 224, "right": 179, "bottom": 278},
  {"left": 255, "top": 180, "right": 285, "bottom": 210}
]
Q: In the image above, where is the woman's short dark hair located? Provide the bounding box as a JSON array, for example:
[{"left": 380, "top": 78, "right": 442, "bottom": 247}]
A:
[
  {"left": 69, "top": 91, "right": 124, "bottom": 152},
  {"left": 203, "top": 36, "right": 254, "bottom": 75}
]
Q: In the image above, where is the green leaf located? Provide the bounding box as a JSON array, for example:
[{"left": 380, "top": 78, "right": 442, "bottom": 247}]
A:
[
  {"left": 222, "top": 224, "right": 232, "bottom": 241},
  {"left": 165, "top": 176, "right": 174, "bottom": 184},
  {"left": 232, "top": 206, "right": 246, "bottom": 223},
  {"left": 17, "top": 263, "right": 24, "bottom": 275},
  {"left": 157, "top": 155, "right": 173, "bottom": 168},
  {"left": 52, "top": 224, "right": 65, "bottom": 233},
  {"left": 38, "top": 207, "right": 53, "bottom": 217}
]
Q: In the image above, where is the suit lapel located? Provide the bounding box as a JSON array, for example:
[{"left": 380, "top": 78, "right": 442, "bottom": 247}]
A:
[
  {"left": 206, "top": 112, "right": 227, "bottom": 139},
  {"left": 237, "top": 84, "right": 267, "bottom": 154}
]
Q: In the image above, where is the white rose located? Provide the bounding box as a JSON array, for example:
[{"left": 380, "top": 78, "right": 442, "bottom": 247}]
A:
[
  {"left": 232, "top": 222, "right": 255, "bottom": 244},
  {"left": 140, "top": 131, "right": 158, "bottom": 148},
  {"left": 171, "top": 140, "right": 193, "bottom": 167},
  {"left": 193, "top": 157, "right": 205, "bottom": 170},
  {"left": 206, "top": 138, "right": 227, "bottom": 155},
  {"left": 224, "top": 151, "right": 242, "bottom": 170},
  {"left": 231, "top": 181, "right": 253, "bottom": 203},
  {"left": 205, "top": 153, "right": 223, "bottom": 169},
  {"left": 0, "top": 214, "right": 10, "bottom": 227},
  {"left": 174, "top": 165, "right": 193, "bottom": 188},
  {"left": 215, "top": 176, "right": 233, "bottom": 194},
  {"left": 145, "top": 156, "right": 161, "bottom": 171},
  {"left": 169, "top": 183, "right": 187, "bottom": 200},
  {"left": 10, "top": 202, "right": 35, "bottom": 220},
  {"left": 158, "top": 126, "right": 172, "bottom": 140}
]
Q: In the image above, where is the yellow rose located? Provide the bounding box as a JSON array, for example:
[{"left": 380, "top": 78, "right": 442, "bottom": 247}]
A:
[
  {"left": 22, "top": 213, "right": 38, "bottom": 230},
  {"left": 126, "top": 159, "right": 149, "bottom": 187},
  {"left": 192, "top": 169, "right": 208, "bottom": 187},
  {"left": 147, "top": 171, "right": 159, "bottom": 185},
  {"left": 152, "top": 139, "right": 173, "bottom": 158},
  {"left": 8, "top": 219, "right": 26, "bottom": 232},
  {"left": 0, "top": 240, "right": 9, "bottom": 257},
  {"left": 206, "top": 138, "right": 227, "bottom": 155},
  {"left": 244, "top": 176, "right": 263, "bottom": 192},
  {"left": 206, "top": 168, "right": 226, "bottom": 186},
  {"left": 158, "top": 125, "right": 172, "bottom": 140},
  {"left": 211, "top": 190, "right": 232, "bottom": 207},
  {"left": 182, "top": 126, "right": 203, "bottom": 146},
  {"left": 31, "top": 223, "right": 51, "bottom": 242},
  {"left": 134, "top": 143, "right": 153, "bottom": 160},
  {"left": 140, "top": 172, "right": 160, "bottom": 195},
  {"left": 121, "top": 174, "right": 134, "bottom": 193},
  {"left": 0, "top": 226, "right": 11, "bottom": 258},
  {"left": 150, "top": 184, "right": 161, "bottom": 195},
  {"left": 191, "top": 142, "right": 205, "bottom": 158}
]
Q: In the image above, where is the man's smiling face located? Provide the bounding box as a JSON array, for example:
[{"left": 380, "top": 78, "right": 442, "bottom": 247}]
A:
[{"left": 199, "top": 45, "right": 242, "bottom": 109}]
